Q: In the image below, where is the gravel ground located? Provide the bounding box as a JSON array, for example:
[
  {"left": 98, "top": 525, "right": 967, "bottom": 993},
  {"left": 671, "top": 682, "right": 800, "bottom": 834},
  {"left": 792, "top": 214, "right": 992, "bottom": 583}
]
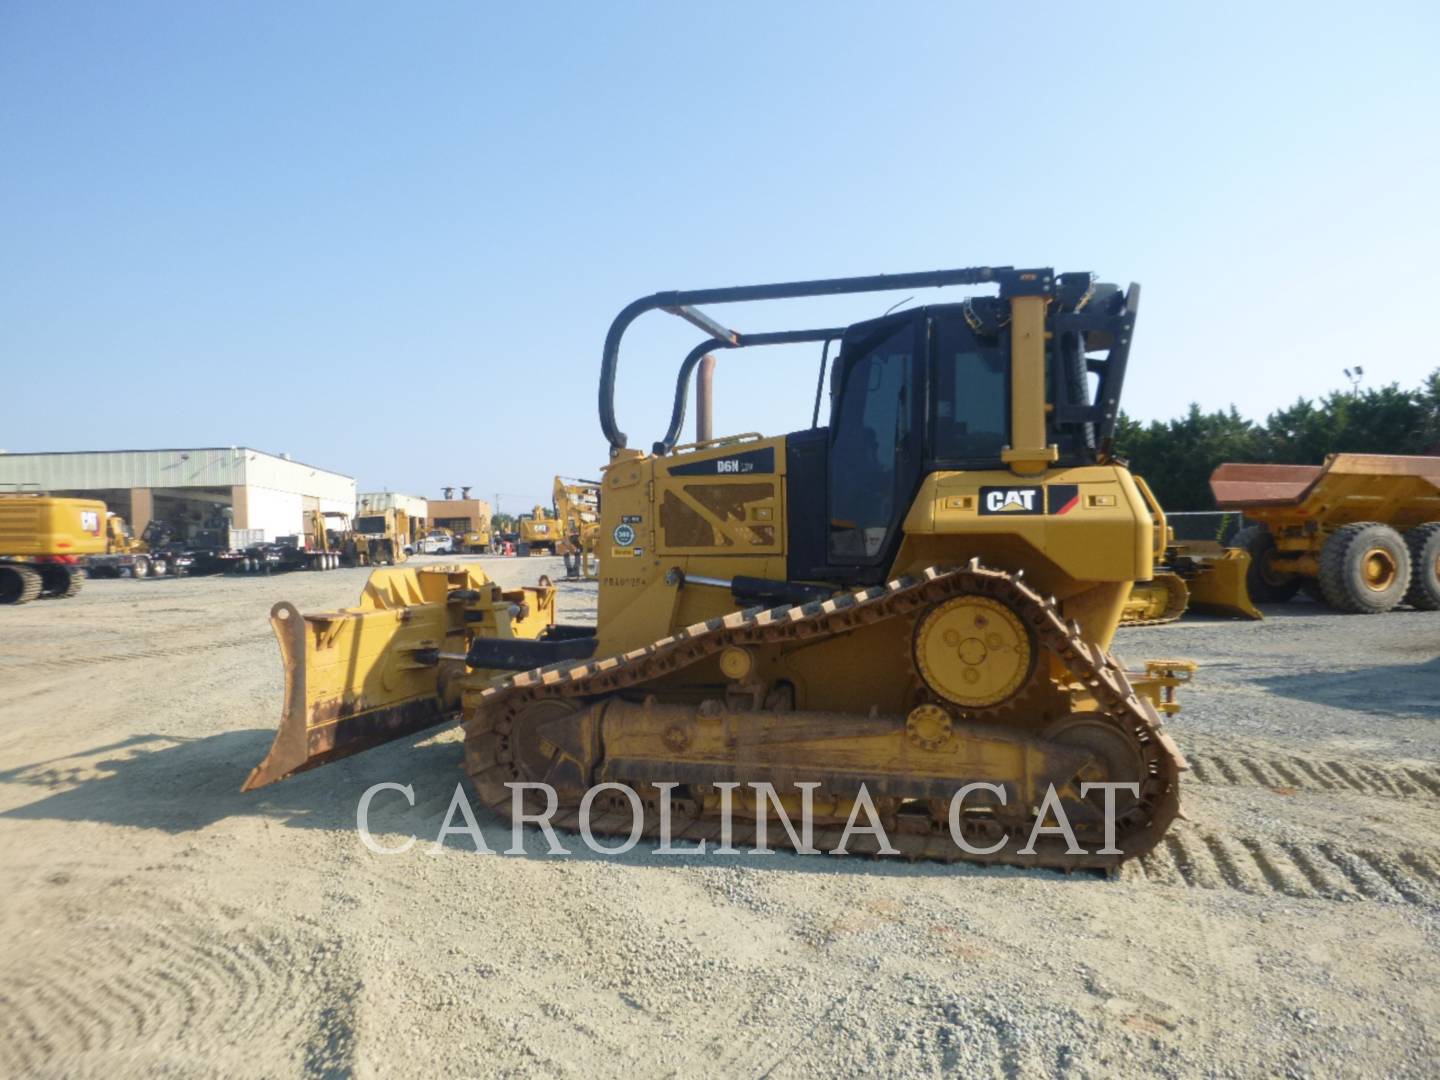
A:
[{"left": 0, "top": 557, "right": 1437, "bottom": 1078}]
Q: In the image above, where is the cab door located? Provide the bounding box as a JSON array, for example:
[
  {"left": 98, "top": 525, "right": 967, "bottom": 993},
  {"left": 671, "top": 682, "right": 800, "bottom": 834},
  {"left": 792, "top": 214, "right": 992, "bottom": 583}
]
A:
[{"left": 826, "top": 312, "right": 923, "bottom": 571}]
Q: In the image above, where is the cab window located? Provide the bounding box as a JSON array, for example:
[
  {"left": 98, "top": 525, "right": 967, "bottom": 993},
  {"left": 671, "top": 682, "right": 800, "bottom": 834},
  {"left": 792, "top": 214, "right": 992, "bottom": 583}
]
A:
[
  {"left": 828, "top": 322, "right": 915, "bottom": 561},
  {"left": 931, "top": 319, "right": 1008, "bottom": 465}
]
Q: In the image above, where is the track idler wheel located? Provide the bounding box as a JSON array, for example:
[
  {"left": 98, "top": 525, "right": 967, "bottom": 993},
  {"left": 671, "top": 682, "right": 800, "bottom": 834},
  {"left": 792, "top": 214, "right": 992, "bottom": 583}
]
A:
[
  {"left": 466, "top": 698, "right": 589, "bottom": 809},
  {"left": 1041, "top": 712, "right": 1177, "bottom": 855}
]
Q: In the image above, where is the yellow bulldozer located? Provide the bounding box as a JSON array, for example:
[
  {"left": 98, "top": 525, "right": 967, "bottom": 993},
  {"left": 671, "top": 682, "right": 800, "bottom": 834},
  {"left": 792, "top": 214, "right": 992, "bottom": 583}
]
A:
[
  {"left": 1119, "top": 477, "right": 1261, "bottom": 625},
  {"left": 553, "top": 475, "right": 600, "bottom": 580},
  {"left": 246, "top": 266, "right": 1193, "bottom": 870},
  {"left": 1211, "top": 453, "right": 1440, "bottom": 613},
  {"left": 0, "top": 491, "right": 107, "bottom": 604}
]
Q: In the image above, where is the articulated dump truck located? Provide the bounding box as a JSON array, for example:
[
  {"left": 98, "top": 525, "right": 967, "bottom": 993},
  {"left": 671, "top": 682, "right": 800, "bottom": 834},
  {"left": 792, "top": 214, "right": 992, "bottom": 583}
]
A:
[
  {"left": 1212, "top": 453, "right": 1440, "bottom": 614},
  {"left": 247, "top": 265, "right": 1196, "bottom": 871}
]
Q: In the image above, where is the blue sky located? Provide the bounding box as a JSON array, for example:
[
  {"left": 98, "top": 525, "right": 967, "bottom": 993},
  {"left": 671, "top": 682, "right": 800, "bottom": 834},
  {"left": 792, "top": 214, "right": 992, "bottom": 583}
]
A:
[{"left": 3, "top": 3, "right": 1436, "bottom": 508}]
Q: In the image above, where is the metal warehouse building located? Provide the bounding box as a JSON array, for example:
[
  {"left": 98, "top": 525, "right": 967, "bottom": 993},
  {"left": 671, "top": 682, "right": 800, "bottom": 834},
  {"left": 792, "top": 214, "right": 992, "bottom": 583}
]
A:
[{"left": 0, "top": 447, "right": 355, "bottom": 543}]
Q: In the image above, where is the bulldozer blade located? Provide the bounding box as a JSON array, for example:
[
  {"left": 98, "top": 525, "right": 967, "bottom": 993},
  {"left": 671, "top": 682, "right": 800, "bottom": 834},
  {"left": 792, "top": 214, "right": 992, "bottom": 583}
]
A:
[
  {"left": 1183, "top": 546, "right": 1263, "bottom": 620},
  {"left": 244, "top": 565, "right": 554, "bottom": 791}
]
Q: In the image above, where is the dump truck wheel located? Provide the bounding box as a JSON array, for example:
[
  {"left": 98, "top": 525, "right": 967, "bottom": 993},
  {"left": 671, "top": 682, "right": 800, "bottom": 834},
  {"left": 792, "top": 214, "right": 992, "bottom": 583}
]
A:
[
  {"left": 1403, "top": 523, "right": 1440, "bottom": 610},
  {"left": 1319, "top": 522, "right": 1411, "bottom": 613},
  {"left": 1233, "top": 524, "right": 1300, "bottom": 602},
  {"left": 0, "top": 565, "right": 43, "bottom": 605},
  {"left": 132, "top": 555, "right": 151, "bottom": 579}
]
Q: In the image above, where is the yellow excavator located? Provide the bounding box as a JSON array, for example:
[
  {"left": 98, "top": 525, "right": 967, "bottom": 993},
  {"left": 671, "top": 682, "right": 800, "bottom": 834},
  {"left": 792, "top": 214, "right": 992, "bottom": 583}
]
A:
[
  {"left": 246, "top": 266, "right": 1192, "bottom": 870},
  {"left": 553, "top": 475, "right": 600, "bottom": 580},
  {"left": 0, "top": 491, "right": 106, "bottom": 603}
]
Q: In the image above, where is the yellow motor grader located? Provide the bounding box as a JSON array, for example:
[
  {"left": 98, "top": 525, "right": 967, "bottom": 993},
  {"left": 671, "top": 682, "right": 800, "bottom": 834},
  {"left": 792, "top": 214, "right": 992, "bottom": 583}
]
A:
[{"left": 247, "top": 266, "right": 1193, "bottom": 870}]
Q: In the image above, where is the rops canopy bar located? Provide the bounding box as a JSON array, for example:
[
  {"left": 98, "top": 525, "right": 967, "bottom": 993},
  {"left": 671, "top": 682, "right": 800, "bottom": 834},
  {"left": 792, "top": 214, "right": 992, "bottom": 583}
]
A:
[{"left": 600, "top": 265, "right": 1035, "bottom": 451}]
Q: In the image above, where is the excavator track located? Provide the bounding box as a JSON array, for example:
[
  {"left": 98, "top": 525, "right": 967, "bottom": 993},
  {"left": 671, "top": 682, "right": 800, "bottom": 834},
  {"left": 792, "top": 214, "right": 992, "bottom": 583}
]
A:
[
  {"left": 462, "top": 562, "right": 1186, "bottom": 871},
  {"left": 0, "top": 564, "right": 44, "bottom": 606}
]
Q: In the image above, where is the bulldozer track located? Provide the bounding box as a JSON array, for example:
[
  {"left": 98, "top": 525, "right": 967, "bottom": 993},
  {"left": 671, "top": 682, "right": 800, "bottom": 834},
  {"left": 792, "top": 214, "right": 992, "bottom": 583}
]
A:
[
  {"left": 1122, "top": 611, "right": 1184, "bottom": 627},
  {"left": 1126, "top": 826, "right": 1440, "bottom": 907},
  {"left": 1119, "top": 572, "right": 1188, "bottom": 627},
  {"left": 1185, "top": 752, "right": 1440, "bottom": 800},
  {"left": 463, "top": 562, "right": 1186, "bottom": 871}
]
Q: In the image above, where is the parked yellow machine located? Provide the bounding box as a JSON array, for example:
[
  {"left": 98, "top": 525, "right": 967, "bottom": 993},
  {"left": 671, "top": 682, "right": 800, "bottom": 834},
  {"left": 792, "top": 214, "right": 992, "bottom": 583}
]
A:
[
  {"left": 0, "top": 492, "right": 106, "bottom": 604},
  {"left": 352, "top": 507, "right": 410, "bottom": 566},
  {"left": 517, "top": 505, "right": 559, "bottom": 556},
  {"left": 246, "top": 265, "right": 1194, "bottom": 871},
  {"left": 300, "top": 509, "right": 345, "bottom": 570},
  {"left": 1212, "top": 453, "right": 1440, "bottom": 613},
  {"left": 87, "top": 513, "right": 191, "bottom": 578},
  {"left": 1120, "top": 476, "right": 1262, "bottom": 625},
  {"left": 553, "top": 476, "right": 600, "bottom": 579}
]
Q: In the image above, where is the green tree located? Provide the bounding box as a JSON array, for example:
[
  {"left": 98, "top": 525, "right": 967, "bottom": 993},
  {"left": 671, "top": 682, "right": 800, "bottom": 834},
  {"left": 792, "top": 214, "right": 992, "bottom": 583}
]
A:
[
  {"left": 1114, "top": 367, "right": 1440, "bottom": 511},
  {"left": 1115, "top": 405, "right": 1263, "bottom": 511}
]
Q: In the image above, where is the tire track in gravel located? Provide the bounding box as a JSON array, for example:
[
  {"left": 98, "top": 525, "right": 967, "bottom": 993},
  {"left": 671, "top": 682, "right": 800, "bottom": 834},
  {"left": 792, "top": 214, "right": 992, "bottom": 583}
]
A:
[
  {"left": 1184, "top": 751, "right": 1440, "bottom": 800},
  {"left": 0, "top": 882, "right": 359, "bottom": 1077},
  {"left": 1127, "top": 825, "right": 1440, "bottom": 906}
]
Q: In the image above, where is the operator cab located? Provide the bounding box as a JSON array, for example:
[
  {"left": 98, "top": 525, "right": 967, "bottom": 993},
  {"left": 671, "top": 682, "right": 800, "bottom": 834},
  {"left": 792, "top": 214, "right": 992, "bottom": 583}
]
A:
[{"left": 792, "top": 285, "right": 1125, "bottom": 583}]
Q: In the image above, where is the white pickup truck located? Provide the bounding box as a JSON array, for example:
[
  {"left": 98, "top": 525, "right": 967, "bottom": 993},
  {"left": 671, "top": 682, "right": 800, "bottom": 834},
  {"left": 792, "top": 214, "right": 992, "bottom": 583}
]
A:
[{"left": 414, "top": 530, "right": 455, "bottom": 555}]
